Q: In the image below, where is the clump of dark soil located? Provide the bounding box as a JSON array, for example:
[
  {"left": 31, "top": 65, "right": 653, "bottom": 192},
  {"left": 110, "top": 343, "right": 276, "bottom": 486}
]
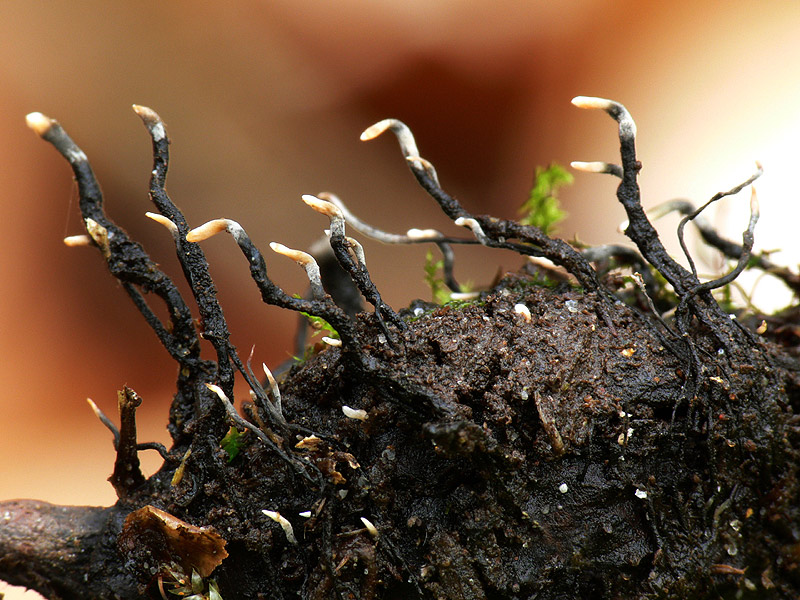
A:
[{"left": 192, "top": 276, "right": 792, "bottom": 599}]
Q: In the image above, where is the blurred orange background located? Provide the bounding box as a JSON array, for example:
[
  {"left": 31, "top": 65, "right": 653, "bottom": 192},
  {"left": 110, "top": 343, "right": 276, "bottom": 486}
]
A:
[{"left": 2, "top": 2, "right": 800, "bottom": 596}]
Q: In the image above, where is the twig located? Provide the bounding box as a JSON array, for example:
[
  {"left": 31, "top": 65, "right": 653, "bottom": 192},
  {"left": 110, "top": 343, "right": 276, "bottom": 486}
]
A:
[{"left": 109, "top": 387, "right": 147, "bottom": 499}]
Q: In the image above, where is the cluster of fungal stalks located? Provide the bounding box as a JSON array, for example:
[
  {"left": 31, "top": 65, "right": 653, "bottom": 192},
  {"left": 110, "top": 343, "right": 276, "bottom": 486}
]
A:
[{"left": 21, "top": 96, "right": 791, "bottom": 598}]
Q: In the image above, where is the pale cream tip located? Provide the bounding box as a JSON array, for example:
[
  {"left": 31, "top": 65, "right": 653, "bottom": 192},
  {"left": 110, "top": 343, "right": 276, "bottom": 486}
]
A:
[
  {"left": 145, "top": 212, "right": 178, "bottom": 233},
  {"left": 86, "top": 397, "right": 102, "bottom": 417},
  {"left": 571, "top": 96, "right": 612, "bottom": 110},
  {"left": 570, "top": 161, "right": 607, "bottom": 173},
  {"left": 205, "top": 382, "right": 229, "bottom": 401},
  {"left": 269, "top": 242, "right": 313, "bottom": 264},
  {"left": 63, "top": 234, "right": 93, "bottom": 247},
  {"left": 132, "top": 104, "right": 157, "bottom": 120},
  {"left": 342, "top": 405, "right": 368, "bottom": 420},
  {"left": 187, "top": 219, "right": 229, "bottom": 242},
  {"left": 360, "top": 119, "right": 393, "bottom": 141},
  {"left": 360, "top": 517, "right": 379, "bottom": 538},
  {"left": 302, "top": 194, "right": 343, "bottom": 218},
  {"left": 26, "top": 112, "right": 53, "bottom": 136}
]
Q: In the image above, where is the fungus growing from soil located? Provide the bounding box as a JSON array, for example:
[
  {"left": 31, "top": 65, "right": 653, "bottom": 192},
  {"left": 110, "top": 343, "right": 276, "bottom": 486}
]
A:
[{"left": 3, "top": 99, "right": 800, "bottom": 599}]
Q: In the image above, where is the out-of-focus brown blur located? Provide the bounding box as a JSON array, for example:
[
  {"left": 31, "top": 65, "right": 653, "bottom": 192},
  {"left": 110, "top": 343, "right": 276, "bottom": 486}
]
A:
[{"left": 2, "top": 2, "right": 799, "bottom": 596}]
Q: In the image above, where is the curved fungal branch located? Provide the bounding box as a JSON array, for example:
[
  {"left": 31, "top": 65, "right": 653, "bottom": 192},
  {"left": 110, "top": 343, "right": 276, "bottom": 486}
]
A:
[
  {"left": 319, "top": 192, "right": 468, "bottom": 292},
  {"left": 133, "top": 104, "right": 238, "bottom": 399},
  {"left": 360, "top": 119, "right": 439, "bottom": 186},
  {"left": 652, "top": 197, "right": 800, "bottom": 297},
  {"left": 360, "top": 118, "right": 612, "bottom": 318},
  {"left": 186, "top": 217, "right": 358, "bottom": 349},
  {"left": 360, "top": 119, "right": 466, "bottom": 221},
  {"left": 571, "top": 96, "right": 771, "bottom": 379},
  {"left": 302, "top": 195, "right": 406, "bottom": 337},
  {"left": 25, "top": 112, "right": 201, "bottom": 373},
  {"left": 270, "top": 242, "right": 326, "bottom": 300},
  {"left": 205, "top": 384, "right": 319, "bottom": 486},
  {"left": 684, "top": 187, "right": 760, "bottom": 302},
  {"left": 571, "top": 96, "right": 697, "bottom": 296},
  {"left": 676, "top": 165, "right": 763, "bottom": 280}
]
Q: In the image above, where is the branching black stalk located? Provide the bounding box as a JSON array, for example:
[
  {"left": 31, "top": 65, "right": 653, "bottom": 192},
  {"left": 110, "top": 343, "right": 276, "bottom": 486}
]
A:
[
  {"left": 205, "top": 384, "right": 320, "bottom": 486},
  {"left": 25, "top": 112, "right": 200, "bottom": 368},
  {"left": 676, "top": 166, "right": 762, "bottom": 280},
  {"left": 186, "top": 218, "right": 358, "bottom": 349},
  {"left": 133, "top": 105, "right": 237, "bottom": 399},
  {"left": 651, "top": 192, "right": 800, "bottom": 295},
  {"left": 571, "top": 97, "right": 697, "bottom": 297},
  {"left": 320, "top": 191, "right": 467, "bottom": 292},
  {"left": 302, "top": 195, "right": 406, "bottom": 337},
  {"left": 361, "top": 118, "right": 616, "bottom": 331},
  {"left": 682, "top": 188, "right": 760, "bottom": 302},
  {"left": 570, "top": 96, "right": 768, "bottom": 380}
]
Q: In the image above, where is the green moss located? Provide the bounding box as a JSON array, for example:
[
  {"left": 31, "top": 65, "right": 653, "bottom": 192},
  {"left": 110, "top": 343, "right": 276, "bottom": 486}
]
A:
[{"left": 519, "top": 163, "right": 572, "bottom": 235}]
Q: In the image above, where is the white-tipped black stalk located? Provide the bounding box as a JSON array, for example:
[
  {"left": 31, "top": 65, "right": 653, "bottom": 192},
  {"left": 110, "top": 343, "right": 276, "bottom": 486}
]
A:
[
  {"left": 570, "top": 161, "right": 623, "bottom": 179},
  {"left": 206, "top": 384, "right": 315, "bottom": 484},
  {"left": 360, "top": 119, "right": 439, "bottom": 185},
  {"left": 572, "top": 96, "right": 637, "bottom": 143},
  {"left": 303, "top": 195, "right": 405, "bottom": 336},
  {"left": 270, "top": 242, "right": 326, "bottom": 299}
]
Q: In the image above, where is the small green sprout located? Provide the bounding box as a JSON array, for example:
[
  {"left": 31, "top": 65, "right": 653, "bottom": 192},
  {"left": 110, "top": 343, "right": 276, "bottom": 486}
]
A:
[
  {"left": 303, "top": 312, "right": 339, "bottom": 339},
  {"left": 424, "top": 249, "right": 451, "bottom": 304},
  {"left": 291, "top": 295, "right": 339, "bottom": 340},
  {"left": 220, "top": 427, "right": 246, "bottom": 463},
  {"left": 159, "top": 566, "right": 223, "bottom": 600},
  {"left": 519, "top": 163, "right": 572, "bottom": 235}
]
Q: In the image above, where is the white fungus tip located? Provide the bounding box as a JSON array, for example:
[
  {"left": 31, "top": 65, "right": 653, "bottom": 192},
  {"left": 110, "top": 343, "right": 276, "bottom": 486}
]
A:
[
  {"left": 342, "top": 405, "right": 368, "bottom": 420},
  {"left": 360, "top": 119, "right": 394, "bottom": 141},
  {"left": 186, "top": 219, "right": 229, "bottom": 242},
  {"left": 25, "top": 112, "right": 53, "bottom": 136},
  {"left": 570, "top": 161, "right": 607, "bottom": 173},
  {"left": 299, "top": 511, "right": 312, "bottom": 518},
  {"left": 270, "top": 242, "right": 313, "bottom": 265},
  {"left": 132, "top": 105, "right": 166, "bottom": 141},
  {"left": 302, "top": 195, "right": 343, "bottom": 218},
  {"left": 360, "top": 517, "right": 379, "bottom": 538},
  {"left": 86, "top": 397, "right": 102, "bottom": 417},
  {"left": 322, "top": 336, "right": 342, "bottom": 347},
  {"left": 571, "top": 96, "right": 613, "bottom": 110},
  {"left": 514, "top": 303, "right": 532, "bottom": 322},
  {"left": 406, "top": 228, "right": 441, "bottom": 240},
  {"left": 262, "top": 509, "right": 297, "bottom": 544},
  {"left": 262, "top": 362, "right": 278, "bottom": 387},
  {"left": 63, "top": 234, "right": 93, "bottom": 248},
  {"left": 750, "top": 186, "right": 760, "bottom": 216},
  {"left": 449, "top": 291, "right": 480, "bottom": 301},
  {"left": 145, "top": 212, "right": 178, "bottom": 234},
  {"left": 204, "top": 383, "right": 228, "bottom": 402}
]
